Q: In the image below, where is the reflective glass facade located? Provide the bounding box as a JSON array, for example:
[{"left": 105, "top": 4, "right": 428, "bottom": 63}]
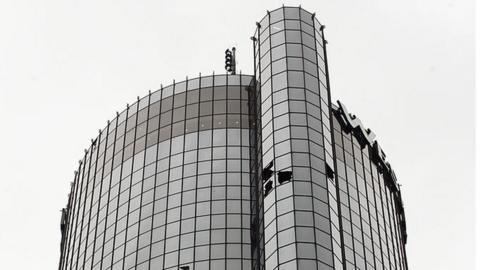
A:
[
  {"left": 59, "top": 75, "right": 255, "bottom": 270},
  {"left": 251, "top": 7, "right": 341, "bottom": 270},
  {"left": 331, "top": 103, "right": 408, "bottom": 270},
  {"left": 59, "top": 6, "right": 407, "bottom": 270}
]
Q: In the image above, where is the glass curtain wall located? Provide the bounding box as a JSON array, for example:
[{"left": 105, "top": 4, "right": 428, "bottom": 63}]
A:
[
  {"left": 59, "top": 74, "right": 255, "bottom": 270},
  {"left": 252, "top": 6, "right": 342, "bottom": 270}
]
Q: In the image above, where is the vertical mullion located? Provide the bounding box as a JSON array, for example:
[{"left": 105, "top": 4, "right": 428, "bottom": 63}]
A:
[
  {"left": 134, "top": 92, "right": 153, "bottom": 268},
  {"left": 369, "top": 161, "right": 386, "bottom": 270},
  {"left": 298, "top": 7, "right": 321, "bottom": 269},
  {"left": 81, "top": 134, "right": 102, "bottom": 268},
  {"left": 384, "top": 182, "right": 397, "bottom": 269},
  {"left": 192, "top": 74, "right": 201, "bottom": 269},
  {"left": 224, "top": 74, "right": 228, "bottom": 269},
  {"left": 108, "top": 107, "right": 130, "bottom": 269},
  {"left": 350, "top": 142, "right": 368, "bottom": 270},
  {"left": 239, "top": 73, "right": 245, "bottom": 270},
  {"left": 162, "top": 81, "right": 176, "bottom": 270},
  {"left": 98, "top": 117, "right": 120, "bottom": 270},
  {"left": 148, "top": 85, "right": 164, "bottom": 268},
  {"left": 89, "top": 129, "right": 109, "bottom": 268},
  {"left": 344, "top": 133, "right": 360, "bottom": 270},
  {"left": 377, "top": 172, "right": 393, "bottom": 270},
  {"left": 59, "top": 178, "right": 74, "bottom": 270},
  {"left": 239, "top": 74, "right": 243, "bottom": 270},
  {"left": 374, "top": 167, "right": 390, "bottom": 270},
  {"left": 177, "top": 78, "right": 188, "bottom": 267},
  {"left": 267, "top": 9, "right": 282, "bottom": 269},
  {"left": 254, "top": 22, "right": 264, "bottom": 270},
  {"left": 391, "top": 197, "right": 406, "bottom": 270},
  {"left": 396, "top": 199, "right": 408, "bottom": 270},
  {"left": 120, "top": 101, "right": 141, "bottom": 270},
  {"left": 250, "top": 25, "right": 262, "bottom": 269},
  {"left": 387, "top": 191, "right": 402, "bottom": 270},
  {"left": 74, "top": 146, "right": 94, "bottom": 270},
  {"left": 69, "top": 159, "right": 86, "bottom": 270},
  {"left": 360, "top": 149, "right": 379, "bottom": 270},
  {"left": 64, "top": 169, "right": 82, "bottom": 270},
  {"left": 208, "top": 74, "right": 215, "bottom": 268},
  {"left": 117, "top": 102, "right": 139, "bottom": 269},
  {"left": 314, "top": 15, "right": 347, "bottom": 270},
  {"left": 339, "top": 132, "right": 357, "bottom": 269}
]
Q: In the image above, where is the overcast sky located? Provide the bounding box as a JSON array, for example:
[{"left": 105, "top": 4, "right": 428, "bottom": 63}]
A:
[{"left": 0, "top": 0, "right": 474, "bottom": 269}]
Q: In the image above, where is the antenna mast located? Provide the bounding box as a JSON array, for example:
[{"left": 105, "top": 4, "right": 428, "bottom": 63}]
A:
[{"left": 225, "top": 47, "right": 236, "bottom": 75}]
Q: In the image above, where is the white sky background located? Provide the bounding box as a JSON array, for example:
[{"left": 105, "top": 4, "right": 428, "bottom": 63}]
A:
[{"left": 0, "top": 0, "right": 474, "bottom": 269}]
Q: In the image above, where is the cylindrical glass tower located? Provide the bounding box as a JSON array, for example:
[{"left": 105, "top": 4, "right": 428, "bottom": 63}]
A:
[
  {"left": 251, "top": 6, "right": 342, "bottom": 270},
  {"left": 59, "top": 74, "right": 256, "bottom": 270}
]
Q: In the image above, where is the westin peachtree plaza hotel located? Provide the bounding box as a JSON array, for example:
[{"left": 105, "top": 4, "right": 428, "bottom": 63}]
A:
[{"left": 58, "top": 6, "right": 408, "bottom": 270}]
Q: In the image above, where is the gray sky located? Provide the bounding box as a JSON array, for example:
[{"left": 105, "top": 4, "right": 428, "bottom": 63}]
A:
[{"left": 0, "top": 0, "right": 474, "bottom": 269}]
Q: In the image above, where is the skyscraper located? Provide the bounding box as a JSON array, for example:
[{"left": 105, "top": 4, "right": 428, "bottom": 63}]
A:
[{"left": 59, "top": 6, "right": 407, "bottom": 270}]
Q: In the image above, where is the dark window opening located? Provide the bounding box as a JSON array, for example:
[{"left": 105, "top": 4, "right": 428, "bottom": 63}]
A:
[
  {"left": 326, "top": 163, "right": 335, "bottom": 179},
  {"left": 277, "top": 171, "right": 292, "bottom": 184},
  {"left": 264, "top": 180, "right": 273, "bottom": 196},
  {"left": 262, "top": 161, "right": 274, "bottom": 181}
]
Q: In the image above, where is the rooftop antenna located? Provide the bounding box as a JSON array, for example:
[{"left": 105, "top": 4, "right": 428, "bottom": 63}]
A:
[{"left": 225, "top": 47, "right": 236, "bottom": 75}]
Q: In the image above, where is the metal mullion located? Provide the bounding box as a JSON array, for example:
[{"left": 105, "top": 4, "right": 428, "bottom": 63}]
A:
[
  {"left": 373, "top": 166, "right": 389, "bottom": 270},
  {"left": 134, "top": 92, "right": 153, "bottom": 268},
  {"left": 359, "top": 150, "right": 379, "bottom": 270},
  {"left": 390, "top": 196, "right": 406, "bottom": 270},
  {"left": 250, "top": 25, "right": 262, "bottom": 269},
  {"left": 81, "top": 134, "right": 103, "bottom": 268},
  {"left": 393, "top": 197, "right": 408, "bottom": 270},
  {"left": 192, "top": 74, "right": 201, "bottom": 268},
  {"left": 176, "top": 78, "right": 188, "bottom": 267},
  {"left": 318, "top": 18, "right": 348, "bottom": 269},
  {"left": 383, "top": 183, "right": 398, "bottom": 269},
  {"left": 120, "top": 101, "right": 141, "bottom": 270},
  {"left": 162, "top": 81, "right": 176, "bottom": 270},
  {"left": 148, "top": 85, "right": 164, "bottom": 267},
  {"left": 387, "top": 190, "right": 402, "bottom": 270},
  {"left": 98, "top": 117, "right": 120, "bottom": 270},
  {"left": 74, "top": 146, "right": 95, "bottom": 270},
  {"left": 267, "top": 9, "right": 283, "bottom": 269},
  {"left": 69, "top": 160, "right": 86, "bottom": 270},
  {"left": 376, "top": 171, "right": 393, "bottom": 270},
  {"left": 58, "top": 184, "right": 70, "bottom": 269},
  {"left": 384, "top": 191, "right": 396, "bottom": 269},
  {"left": 88, "top": 129, "right": 110, "bottom": 268},
  {"left": 394, "top": 194, "right": 406, "bottom": 270},
  {"left": 239, "top": 73, "right": 245, "bottom": 269},
  {"left": 108, "top": 107, "right": 130, "bottom": 269},
  {"left": 59, "top": 175, "right": 77, "bottom": 270},
  {"left": 394, "top": 210, "right": 407, "bottom": 270},
  {"left": 257, "top": 22, "right": 264, "bottom": 270},
  {"left": 344, "top": 134, "right": 362, "bottom": 270},
  {"left": 208, "top": 74, "right": 215, "bottom": 268},
  {"left": 223, "top": 74, "right": 228, "bottom": 269},
  {"left": 339, "top": 133, "right": 357, "bottom": 268},
  {"left": 73, "top": 154, "right": 88, "bottom": 265},
  {"left": 63, "top": 171, "right": 81, "bottom": 269},
  {"left": 63, "top": 169, "right": 82, "bottom": 270},
  {"left": 368, "top": 161, "right": 387, "bottom": 270},
  {"left": 400, "top": 212, "right": 409, "bottom": 270},
  {"left": 297, "top": 7, "right": 321, "bottom": 268},
  {"left": 382, "top": 186, "right": 393, "bottom": 270},
  {"left": 348, "top": 140, "right": 368, "bottom": 270}
]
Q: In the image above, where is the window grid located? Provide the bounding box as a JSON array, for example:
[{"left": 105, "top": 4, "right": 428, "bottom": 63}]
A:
[{"left": 60, "top": 6, "right": 408, "bottom": 270}]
